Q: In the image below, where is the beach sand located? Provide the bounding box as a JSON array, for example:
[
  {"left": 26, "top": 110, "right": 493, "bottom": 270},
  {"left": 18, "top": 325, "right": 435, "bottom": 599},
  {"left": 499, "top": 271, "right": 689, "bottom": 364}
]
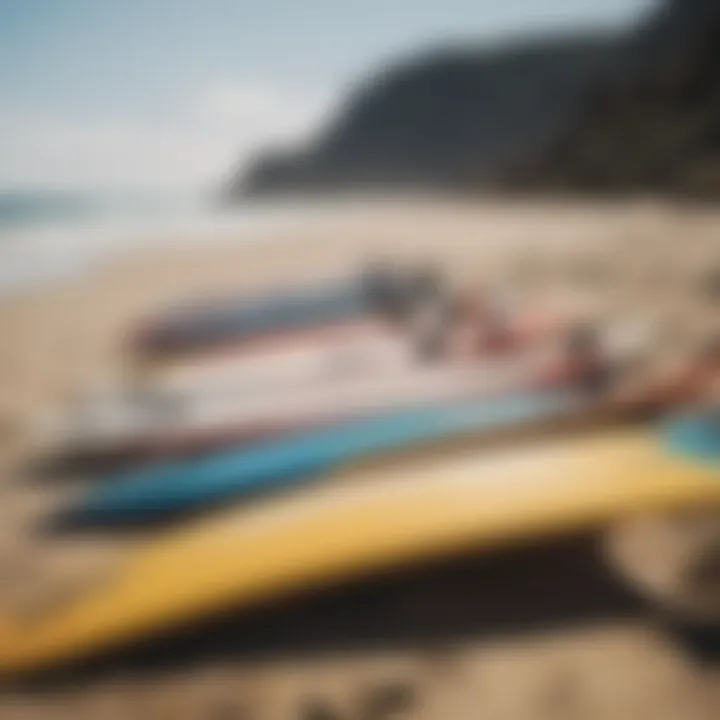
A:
[{"left": 0, "top": 199, "right": 718, "bottom": 718}]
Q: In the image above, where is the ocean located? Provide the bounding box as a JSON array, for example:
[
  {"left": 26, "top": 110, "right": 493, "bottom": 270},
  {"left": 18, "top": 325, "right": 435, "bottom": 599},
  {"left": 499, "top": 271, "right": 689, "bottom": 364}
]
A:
[{"left": 0, "top": 190, "right": 315, "bottom": 296}]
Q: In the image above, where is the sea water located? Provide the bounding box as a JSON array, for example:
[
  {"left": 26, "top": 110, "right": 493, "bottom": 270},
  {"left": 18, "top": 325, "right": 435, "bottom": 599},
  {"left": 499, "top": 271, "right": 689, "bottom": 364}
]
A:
[{"left": 0, "top": 190, "right": 334, "bottom": 296}]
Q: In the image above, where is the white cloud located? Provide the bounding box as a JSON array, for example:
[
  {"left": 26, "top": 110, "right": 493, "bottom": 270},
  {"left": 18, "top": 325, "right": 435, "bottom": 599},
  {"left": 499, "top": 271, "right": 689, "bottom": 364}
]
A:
[
  {"left": 0, "top": 79, "right": 333, "bottom": 192},
  {"left": 197, "top": 79, "right": 328, "bottom": 140}
]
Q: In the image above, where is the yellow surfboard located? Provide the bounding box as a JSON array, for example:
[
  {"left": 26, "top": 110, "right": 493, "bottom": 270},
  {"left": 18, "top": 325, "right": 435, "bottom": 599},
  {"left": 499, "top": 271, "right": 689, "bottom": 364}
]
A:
[{"left": 1, "top": 423, "right": 718, "bottom": 677}]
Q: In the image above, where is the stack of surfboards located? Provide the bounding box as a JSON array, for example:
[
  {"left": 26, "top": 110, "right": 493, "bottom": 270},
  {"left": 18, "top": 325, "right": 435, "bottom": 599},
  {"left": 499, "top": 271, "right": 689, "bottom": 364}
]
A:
[
  {"left": 12, "top": 265, "right": 717, "bottom": 681},
  {"left": 38, "top": 298, "right": 564, "bottom": 472},
  {"left": 53, "top": 351, "right": 715, "bottom": 528},
  {"left": 3, "top": 412, "right": 718, "bottom": 678}
]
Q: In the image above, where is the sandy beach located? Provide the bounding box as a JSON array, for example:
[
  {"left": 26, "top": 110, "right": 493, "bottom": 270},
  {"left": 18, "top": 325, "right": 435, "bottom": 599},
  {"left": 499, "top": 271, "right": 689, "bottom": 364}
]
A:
[{"left": 0, "top": 199, "right": 718, "bottom": 719}]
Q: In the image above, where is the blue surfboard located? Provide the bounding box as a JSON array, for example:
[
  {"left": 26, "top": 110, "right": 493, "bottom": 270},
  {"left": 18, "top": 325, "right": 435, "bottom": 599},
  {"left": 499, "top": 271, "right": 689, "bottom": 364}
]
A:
[
  {"left": 60, "top": 388, "right": 583, "bottom": 526},
  {"left": 663, "top": 408, "right": 720, "bottom": 466},
  {"left": 150, "top": 283, "right": 365, "bottom": 350},
  {"left": 134, "top": 266, "right": 432, "bottom": 355}
]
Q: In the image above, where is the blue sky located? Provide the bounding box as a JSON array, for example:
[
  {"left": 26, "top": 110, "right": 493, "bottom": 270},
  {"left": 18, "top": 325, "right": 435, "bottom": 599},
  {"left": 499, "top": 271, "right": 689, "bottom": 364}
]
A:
[{"left": 0, "top": 0, "right": 653, "bottom": 191}]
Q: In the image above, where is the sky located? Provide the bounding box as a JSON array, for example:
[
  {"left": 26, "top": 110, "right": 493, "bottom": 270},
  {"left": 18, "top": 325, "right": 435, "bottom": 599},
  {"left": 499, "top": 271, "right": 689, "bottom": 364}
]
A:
[{"left": 0, "top": 0, "right": 654, "bottom": 193}]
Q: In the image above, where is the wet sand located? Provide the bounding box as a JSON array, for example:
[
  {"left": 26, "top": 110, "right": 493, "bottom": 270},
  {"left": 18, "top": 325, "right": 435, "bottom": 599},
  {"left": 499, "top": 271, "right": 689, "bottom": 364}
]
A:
[{"left": 0, "top": 199, "right": 718, "bottom": 718}]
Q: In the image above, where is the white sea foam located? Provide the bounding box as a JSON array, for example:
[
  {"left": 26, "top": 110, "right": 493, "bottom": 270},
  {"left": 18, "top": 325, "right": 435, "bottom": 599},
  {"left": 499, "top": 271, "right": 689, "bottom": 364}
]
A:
[{"left": 0, "top": 194, "right": 331, "bottom": 296}]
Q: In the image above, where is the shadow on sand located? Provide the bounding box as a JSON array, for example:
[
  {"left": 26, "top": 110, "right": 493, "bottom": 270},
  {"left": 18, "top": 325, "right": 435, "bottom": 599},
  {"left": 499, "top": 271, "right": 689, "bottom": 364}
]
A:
[{"left": 7, "top": 529, "right": 665, "bottom": 692}]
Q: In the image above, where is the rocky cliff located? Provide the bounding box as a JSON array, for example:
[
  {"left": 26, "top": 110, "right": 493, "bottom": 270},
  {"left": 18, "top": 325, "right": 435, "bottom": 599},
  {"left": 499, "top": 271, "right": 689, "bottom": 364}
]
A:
[
  {"left": 232, "top": 0, "right": 720, "bottom": 198},
  {"left": 233, "top": 35, "right": 619, "bottom": 197},
  {"left": 515, "top": 0, "right": 720, "bottom": 195}
]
